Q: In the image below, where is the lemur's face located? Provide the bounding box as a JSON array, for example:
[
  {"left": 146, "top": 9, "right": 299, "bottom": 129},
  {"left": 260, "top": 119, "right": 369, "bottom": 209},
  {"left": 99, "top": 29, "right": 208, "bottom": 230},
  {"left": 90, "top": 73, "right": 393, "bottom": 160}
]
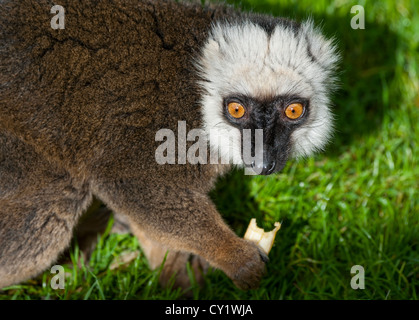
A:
[{"left": 197, "top": 17, "right": 339, "bottom": 175}]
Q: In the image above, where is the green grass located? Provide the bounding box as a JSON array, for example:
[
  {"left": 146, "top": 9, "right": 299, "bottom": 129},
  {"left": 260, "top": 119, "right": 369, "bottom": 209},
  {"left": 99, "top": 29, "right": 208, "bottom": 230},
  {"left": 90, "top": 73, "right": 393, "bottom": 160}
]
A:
[{"left": 1, "top": 0, "right": 418, "bottom": 300}]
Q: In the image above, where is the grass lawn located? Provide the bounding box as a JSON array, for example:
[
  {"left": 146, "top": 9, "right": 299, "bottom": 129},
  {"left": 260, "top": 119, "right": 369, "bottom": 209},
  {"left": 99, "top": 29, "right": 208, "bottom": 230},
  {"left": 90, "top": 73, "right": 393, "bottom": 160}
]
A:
[{"left": 0, "top": 0, "right": 417, "bottom": 300}]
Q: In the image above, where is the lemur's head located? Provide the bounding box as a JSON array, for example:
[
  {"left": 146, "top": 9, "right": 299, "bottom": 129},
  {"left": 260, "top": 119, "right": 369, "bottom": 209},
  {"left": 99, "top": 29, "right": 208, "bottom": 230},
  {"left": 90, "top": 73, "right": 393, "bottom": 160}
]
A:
[{"left": 197, "top": 16, "right": 339, "bottom": 175}]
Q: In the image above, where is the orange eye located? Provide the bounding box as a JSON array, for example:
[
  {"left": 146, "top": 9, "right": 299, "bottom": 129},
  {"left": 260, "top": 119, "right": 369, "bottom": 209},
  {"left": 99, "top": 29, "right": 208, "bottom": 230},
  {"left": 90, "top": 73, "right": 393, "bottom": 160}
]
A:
[
  {"left": 285, "top": 103, "right": 304, "bottom": 120},
  {"left": 228, "top": 102, "right": 246, "bottom": 119}
]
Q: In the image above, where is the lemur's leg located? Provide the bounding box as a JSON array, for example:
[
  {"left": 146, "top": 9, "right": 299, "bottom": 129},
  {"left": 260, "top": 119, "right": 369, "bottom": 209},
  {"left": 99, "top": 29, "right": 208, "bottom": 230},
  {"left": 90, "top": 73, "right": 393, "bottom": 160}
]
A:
[
  {"left": 66, "top": 206, "right": 208, "bottom": 290},
  {"left": 128, "top": 218, "right": 208, "bottom": 290},
  {"left": 93, "top": 181, "right": 267, "bottom": 290},
  {"left": 0, "top": 131, "right": 91, "bottom": 288}
]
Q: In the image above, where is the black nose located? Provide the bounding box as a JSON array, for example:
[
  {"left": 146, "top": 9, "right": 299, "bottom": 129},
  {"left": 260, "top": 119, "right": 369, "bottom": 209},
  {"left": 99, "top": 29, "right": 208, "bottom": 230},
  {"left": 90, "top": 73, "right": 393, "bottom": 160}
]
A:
[{"left": 251, "top": 160, "right": 276, "bottom": 175}]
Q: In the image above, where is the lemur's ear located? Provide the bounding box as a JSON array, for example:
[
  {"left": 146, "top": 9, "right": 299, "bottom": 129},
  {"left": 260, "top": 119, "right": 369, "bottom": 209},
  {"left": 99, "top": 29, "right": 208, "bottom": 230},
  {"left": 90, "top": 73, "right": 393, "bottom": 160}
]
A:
[{"left": 301, "top": 20, "right": 340, "bottom": 73}]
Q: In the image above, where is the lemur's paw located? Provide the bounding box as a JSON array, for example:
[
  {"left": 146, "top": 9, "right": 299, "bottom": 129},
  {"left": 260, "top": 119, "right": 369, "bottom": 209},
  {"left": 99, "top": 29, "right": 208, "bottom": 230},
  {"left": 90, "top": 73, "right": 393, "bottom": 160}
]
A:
[
  {"left": 224, "top": 239, "right": 268, "bottom": 290},
  {"left": 160, "top": 252, "right": 208, "bottom": 295}
]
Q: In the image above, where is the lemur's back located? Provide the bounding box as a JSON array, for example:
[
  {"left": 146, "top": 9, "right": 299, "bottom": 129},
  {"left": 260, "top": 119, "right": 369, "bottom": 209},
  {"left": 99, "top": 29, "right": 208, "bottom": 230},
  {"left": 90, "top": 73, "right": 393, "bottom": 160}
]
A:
[{"left": 0, "top": 0, "right": 226, "bottom": 170}]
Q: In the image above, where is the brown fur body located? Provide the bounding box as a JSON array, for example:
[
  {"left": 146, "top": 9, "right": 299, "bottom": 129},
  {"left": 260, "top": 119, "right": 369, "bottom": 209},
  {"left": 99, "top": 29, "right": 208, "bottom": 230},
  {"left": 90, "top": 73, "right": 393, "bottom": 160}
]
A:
[{"left": 0, "top": 0, "right": 267, "bottom": 290}]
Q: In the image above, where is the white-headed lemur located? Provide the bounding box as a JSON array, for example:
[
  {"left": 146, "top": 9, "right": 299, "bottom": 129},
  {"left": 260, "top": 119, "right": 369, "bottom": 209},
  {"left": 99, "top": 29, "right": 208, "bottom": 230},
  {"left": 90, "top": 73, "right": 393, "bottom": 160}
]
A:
[{"left": 0, "top": 0, "right": 339, "bottom": 290}]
